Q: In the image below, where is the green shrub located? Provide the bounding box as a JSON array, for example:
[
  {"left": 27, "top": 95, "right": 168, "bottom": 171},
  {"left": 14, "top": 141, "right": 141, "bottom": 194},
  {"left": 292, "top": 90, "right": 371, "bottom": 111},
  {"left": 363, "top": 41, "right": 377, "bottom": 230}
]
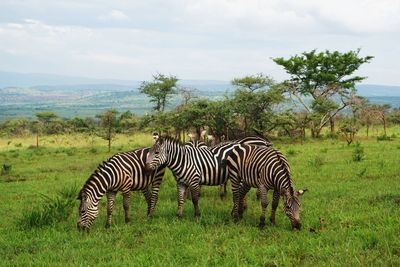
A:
[
  {"left": 352, "top": 142, "right": 364, "bottom": 162},
  {"left": 377, "top": 135, "right": 392, "bottom": 141},
  {"left": 18, "top": 186, "right": 78, "bottom": 229},
  {"left": 1, "top": 164, "right": 12, "bottom": 175},
  {"left": 308, "top": 155, "right": 325, "bottom": 168},
  {"left": 286, "top": 149, "right": 297, "bottom": 156}
]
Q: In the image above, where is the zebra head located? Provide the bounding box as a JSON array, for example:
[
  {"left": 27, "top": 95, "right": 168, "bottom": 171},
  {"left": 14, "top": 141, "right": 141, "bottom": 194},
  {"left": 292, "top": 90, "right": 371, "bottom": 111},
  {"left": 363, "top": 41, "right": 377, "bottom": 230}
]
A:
[
  {"left": 283, "top": 189, "right": 307, "bottom": 230},
  {"left": 77, "top": 189, "right": 99, "bottom": 231},
  {"left": 146, "top": 137, "right": 167, "bottom": 171}
]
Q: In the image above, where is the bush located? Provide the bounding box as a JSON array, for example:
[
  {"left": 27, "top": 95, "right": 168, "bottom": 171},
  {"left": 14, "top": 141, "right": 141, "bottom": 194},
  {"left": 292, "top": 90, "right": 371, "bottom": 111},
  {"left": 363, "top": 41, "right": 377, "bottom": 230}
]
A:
[
  {"left": 376, "top": 135, "right": 392, "bottom": 141},
  {"left": 352, "top": 142, "right": 364, "bottom": 162},
  {"left": 18, "top": 185, "right": 78, "bottom": 229},
  {"left": 286, "top": 149, "right": 297, "bottom": 156},
  {"left": 308, "top": 155, "right": 325, "bottom": 168},
  {"left": 1, "top": 164, "right": 12, "bottom": 175}
]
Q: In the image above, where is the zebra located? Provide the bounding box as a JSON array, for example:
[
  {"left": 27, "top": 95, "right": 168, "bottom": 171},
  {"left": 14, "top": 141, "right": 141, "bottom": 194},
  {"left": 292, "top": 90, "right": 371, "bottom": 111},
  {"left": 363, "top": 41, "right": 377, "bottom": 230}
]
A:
[
  {"left": 145, "top": 135, "right": 271, "bottom": 218},
  {"left": 209, "top": 136, "right": 273, "bottom": 198},
  {"left": 77, "top": 148, "right": 165, "bottom": 230},
  {"left": 226, "top": 144, "right": 307, "bottom": 230}
]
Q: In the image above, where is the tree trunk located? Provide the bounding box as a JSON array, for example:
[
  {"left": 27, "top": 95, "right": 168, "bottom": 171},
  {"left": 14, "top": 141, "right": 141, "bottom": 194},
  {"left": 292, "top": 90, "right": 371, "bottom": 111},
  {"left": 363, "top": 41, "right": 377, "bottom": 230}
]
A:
[
  {"left": 108, "top": 126, "right": 111, "bottom": 152},
  {"left": 366, "top": 124, "right": 369, "bottom": 137},
  {"left": 36, "top": 131, "right": 39, "bottom": 148},
  {"left": 383, "top": 116, "right": 387, "bottom": 136},
  {"left": 329, "top": 116, "right": 335, "bottom": 136}
]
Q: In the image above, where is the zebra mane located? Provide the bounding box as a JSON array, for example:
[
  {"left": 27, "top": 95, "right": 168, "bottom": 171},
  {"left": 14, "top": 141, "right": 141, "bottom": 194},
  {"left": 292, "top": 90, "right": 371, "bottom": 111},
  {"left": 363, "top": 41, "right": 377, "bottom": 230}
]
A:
[
  {"left": 158, "top": 136, "right": 185, "bottom": 147},
  {"left": 80, "top": 155, "right": 120, "bottom": 195}
]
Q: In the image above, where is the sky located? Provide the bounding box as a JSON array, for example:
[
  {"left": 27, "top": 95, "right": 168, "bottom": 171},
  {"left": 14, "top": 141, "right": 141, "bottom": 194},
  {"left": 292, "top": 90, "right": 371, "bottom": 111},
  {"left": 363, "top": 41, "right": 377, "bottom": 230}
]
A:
[{"left": 0, "top": 0, "right": 399, "bottom": 85}]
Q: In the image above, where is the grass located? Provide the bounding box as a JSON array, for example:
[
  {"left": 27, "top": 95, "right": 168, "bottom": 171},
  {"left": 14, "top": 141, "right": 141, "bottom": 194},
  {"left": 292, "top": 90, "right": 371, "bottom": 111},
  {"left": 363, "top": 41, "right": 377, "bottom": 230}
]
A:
[{"left": 0, "top": 130, "right": 399, "bottom": 266}]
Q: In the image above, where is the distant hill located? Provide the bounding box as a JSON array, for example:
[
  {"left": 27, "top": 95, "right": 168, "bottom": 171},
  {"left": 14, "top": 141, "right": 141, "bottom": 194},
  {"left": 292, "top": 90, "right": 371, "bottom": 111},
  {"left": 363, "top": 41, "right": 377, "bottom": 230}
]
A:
[
  {"left": 1, "top": 70, "right": 399, "bottom": 121},
  {"left": 356, "top": 84, "right": 400, "bottom": 97}
]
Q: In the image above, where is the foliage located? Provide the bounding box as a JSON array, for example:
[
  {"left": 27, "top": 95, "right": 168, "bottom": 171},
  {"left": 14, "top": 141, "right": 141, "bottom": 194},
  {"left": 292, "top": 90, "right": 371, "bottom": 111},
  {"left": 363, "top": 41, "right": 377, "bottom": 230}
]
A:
[
  {"left": 139, "top": 73, "right": 178, "bottom": 112},
  {"left": 96, "top": 109, "right": 118, "bottom": 152},
  {"left": 18, "top": 186, "right": 78, "bottom": 229},
  {"left": 1, "top": 164, "right": 12, "bottom": 175},
  {"left": 274, "top": 49, "right": 373, "bottom": 137},
  {"left": 352, "top": 142, "right": 364, "bottom": 162},
  {"left": 230, "top": 74, "right": 284, "bottom": 134}
]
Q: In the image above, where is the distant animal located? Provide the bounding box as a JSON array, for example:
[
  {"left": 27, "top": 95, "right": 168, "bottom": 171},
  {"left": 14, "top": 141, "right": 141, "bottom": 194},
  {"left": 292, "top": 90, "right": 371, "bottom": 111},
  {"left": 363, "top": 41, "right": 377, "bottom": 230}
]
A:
[
  {"left": 77, "top": 148, "right": 165, "bottom": 230},
  {"left": 226, "top": 144, "right": 307, "bottom": 230}
]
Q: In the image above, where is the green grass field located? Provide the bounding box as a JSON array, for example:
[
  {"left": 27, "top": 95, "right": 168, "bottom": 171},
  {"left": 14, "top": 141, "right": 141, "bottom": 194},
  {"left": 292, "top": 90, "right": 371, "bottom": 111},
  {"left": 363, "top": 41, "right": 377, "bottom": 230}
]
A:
[{"left": 0, "top": 130, "right": 399, "bottom": 266}]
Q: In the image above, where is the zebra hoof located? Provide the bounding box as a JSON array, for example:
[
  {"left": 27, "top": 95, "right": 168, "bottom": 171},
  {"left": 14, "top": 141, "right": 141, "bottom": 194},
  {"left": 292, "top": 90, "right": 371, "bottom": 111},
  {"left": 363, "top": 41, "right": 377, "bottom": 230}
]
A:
[
  {"left": 105, "top": 223, "right": 111, "bottom": 229},
  {"left": 125, "top": 218, "right": 131, "bottom": 224},
  {"left": 258, "top": 222, "right": 265, "bottom": 229},
  {"left": 269, "top": 219, "right": 276, "bottom": 225}
]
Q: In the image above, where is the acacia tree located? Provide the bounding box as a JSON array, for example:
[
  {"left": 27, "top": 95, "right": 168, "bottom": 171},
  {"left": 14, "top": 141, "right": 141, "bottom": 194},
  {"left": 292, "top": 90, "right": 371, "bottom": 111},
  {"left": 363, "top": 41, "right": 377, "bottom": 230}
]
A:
[
  {"left": 34, "top": 112, "right": 58, "bottom": 147},
  {"left": 372, "top": 104, "right": 391, "bottom": 136},
  {"left": 340, "top": 94, "right": 366, "bottom": 145},
  {"left": 231, "top": 73, "right": 284, "bottom": 135},
  {"left": 139, "top": 73, "right": 178, "bottom": 112},
  {"left": 97, "top": 109, "right": 118, "bottom": 152},
  {"left": 274, "top": 49, "right": 373, "bottom": 137}
]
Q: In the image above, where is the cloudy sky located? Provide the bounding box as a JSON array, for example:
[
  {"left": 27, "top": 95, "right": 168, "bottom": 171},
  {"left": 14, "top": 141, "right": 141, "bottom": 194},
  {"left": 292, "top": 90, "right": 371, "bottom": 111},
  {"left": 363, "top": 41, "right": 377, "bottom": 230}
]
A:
[{"left": 0, "top": 0, "right": 399, "bottom": 85}]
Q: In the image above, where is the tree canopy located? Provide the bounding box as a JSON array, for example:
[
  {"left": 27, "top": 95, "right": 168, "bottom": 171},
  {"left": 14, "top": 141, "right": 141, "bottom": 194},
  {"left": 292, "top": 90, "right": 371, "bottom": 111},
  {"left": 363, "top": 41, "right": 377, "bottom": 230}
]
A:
[
  {"left": 139, "top": 73, "right": 178, "bottom": 112},
  {"left": 273, "top": 49, "right": 373, "bottom": 137}
]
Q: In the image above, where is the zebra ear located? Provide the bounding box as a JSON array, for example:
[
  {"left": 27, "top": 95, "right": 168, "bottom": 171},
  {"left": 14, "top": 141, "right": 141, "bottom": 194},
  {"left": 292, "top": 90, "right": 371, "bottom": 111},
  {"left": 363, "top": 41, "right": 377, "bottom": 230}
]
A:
[
  {"left": 152, "top": 132, "right": 159, "bottom": 143},
  {"left": 297, "top": 189, "right": 308, "bottom": 196}
]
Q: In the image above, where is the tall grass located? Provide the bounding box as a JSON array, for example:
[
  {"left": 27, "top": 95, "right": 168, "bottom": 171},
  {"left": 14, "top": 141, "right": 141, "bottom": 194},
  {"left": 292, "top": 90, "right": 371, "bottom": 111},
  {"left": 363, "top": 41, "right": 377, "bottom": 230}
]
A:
[
  {"left": 0, "top": 132, "right": 399, "bottom": 266},
  {"left": 18, "top": 185, "right": 78, "bottom": 229}
]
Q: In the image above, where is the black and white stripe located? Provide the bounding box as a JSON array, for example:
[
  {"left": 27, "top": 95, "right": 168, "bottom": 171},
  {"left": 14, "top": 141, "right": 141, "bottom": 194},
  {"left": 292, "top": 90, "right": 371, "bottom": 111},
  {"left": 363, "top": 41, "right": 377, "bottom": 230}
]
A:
[
  {"left": 145, "top": 135, "right": 271, "bottom": 218},
  {"left": 227, "top": 144, "right": 306, "bottom": 229},
  {"left": 77, "top": 148, "right": 165, "bottom": 230}
]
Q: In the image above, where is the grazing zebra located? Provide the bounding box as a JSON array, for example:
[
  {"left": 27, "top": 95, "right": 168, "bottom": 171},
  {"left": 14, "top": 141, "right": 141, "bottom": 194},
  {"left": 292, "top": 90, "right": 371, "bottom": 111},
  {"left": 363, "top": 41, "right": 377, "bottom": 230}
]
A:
[
  {"left": 77, "top": 148, "right": 165, "bottom": 230},
  {"left": 145, "top": 135, "right": 271, "bottom": 218},
  {"left": 209, "top": 136, "right": 273, "bottom": 198},
  {"left": 226, "top": 144, "right": 307, "bottom": 230}
]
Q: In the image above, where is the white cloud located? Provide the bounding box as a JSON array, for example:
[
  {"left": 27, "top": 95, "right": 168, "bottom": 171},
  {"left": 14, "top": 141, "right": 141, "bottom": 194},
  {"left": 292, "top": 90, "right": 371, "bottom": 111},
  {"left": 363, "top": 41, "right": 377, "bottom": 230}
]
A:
[
  {"left": 98, "top": 10, "right": 130, "bottom": 22},
  {"left": 0, "top": 1, "right": 399, "bottom": 85}
]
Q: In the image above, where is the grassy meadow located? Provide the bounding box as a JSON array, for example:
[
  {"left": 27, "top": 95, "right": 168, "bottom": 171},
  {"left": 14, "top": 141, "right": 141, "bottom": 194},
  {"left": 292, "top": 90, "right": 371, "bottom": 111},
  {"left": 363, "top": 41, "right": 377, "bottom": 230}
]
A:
[{"left": 0, "top": 129, "right": 399, "bottom": 266}]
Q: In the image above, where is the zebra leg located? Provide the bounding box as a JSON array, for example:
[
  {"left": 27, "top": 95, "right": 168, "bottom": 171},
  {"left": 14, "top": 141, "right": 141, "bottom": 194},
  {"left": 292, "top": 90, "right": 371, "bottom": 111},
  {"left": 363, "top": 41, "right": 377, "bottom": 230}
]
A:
[
  {"left": 142, "top": 187, "right": 152, "bottom": 216},
  {"left": 238, "top": 183, "right": 251, "bottom": 219},
  {"left": 122, "top": 191, "right": 131, "bottom": 224},
  {"left": 176, "top": 183, "right": 187, "bottom": 218},
  {"left": 148, "top": 180, "right": 162, "bottom": 217},
  {"left": 231, "top": 178, "right": 241, "bottom": 222},
  {"left": 190, "top": 184, "right": 201, "bottom": 217},
  {"left": 256, "top": 187, "right": 261, "bottom": 200},
  {"left": 219, "top": 182, "right": 227, "bottom": 199},
  {"left": 105, "top": 191, "right": 117, "bottom": 228},
  {"left": 185, "top": 187, "right": 192, "bottom": 200},
  {"left": 258, "top": 185, "right": 269, "bottom": 229},
  {"left": 269, "top": 190, "right": 280, "bottom": 225}
]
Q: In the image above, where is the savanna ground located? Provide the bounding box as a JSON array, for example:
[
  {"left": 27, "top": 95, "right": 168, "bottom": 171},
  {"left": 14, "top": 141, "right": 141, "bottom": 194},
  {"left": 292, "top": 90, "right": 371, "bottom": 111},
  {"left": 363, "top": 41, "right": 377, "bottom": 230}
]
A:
[{"left": 0, "top": 128, "right": 399, "bottom": 266}]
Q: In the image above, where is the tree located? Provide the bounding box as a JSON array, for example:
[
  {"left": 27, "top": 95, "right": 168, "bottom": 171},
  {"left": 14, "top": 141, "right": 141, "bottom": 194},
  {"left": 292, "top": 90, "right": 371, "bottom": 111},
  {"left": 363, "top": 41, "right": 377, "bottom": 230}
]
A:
[
  {"left": 97, "top": 109, "right": 118, "bottom": 152},
  {"left": 179, "top": 87, "right": 198, "bottom": 106},
  {"left": 33, "top": 112, "right": 58, "bottom": 147},
  {"left": 139, "top": 74, "right": 178, "bottom": 112},
  {"left": 274, "top": 49, "right": 373, "bottom": 137},
  {"left": 232, "top": 73, "right": 274, "bottom": 92},
  {"left": 372, "top": 104, "right": 391, "bottom": 136},
  {"left": 231, "top": 74, "right": 284, "bottom": 135}
]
